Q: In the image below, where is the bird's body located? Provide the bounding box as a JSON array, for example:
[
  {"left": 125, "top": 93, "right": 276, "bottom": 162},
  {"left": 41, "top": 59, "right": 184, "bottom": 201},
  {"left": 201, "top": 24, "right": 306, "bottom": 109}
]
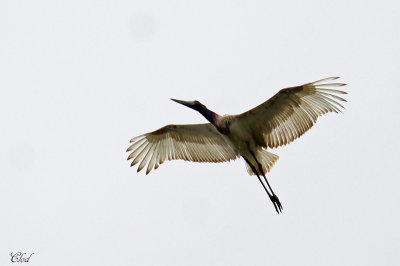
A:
[
  {"left": 127, "top": 77, "right": 347, "bottom": 213},
  {"left": 215, "top": 115, "right": 271, "bottom": 173}
]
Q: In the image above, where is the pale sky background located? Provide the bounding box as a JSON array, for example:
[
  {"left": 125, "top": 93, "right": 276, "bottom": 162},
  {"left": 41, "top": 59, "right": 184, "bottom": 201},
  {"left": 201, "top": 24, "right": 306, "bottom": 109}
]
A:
[{"left": 1, "top": 0, "right": 400, "bottom": 265}]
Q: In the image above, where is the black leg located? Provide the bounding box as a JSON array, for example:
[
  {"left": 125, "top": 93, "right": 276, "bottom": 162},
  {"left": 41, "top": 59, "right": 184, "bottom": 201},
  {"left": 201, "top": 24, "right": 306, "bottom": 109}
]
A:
[
  {"left": 243, "top": 156, "right": 282, "bottom": 214},
  {"left": 249, "top": 152, "right": 283, "bottom": 213}
]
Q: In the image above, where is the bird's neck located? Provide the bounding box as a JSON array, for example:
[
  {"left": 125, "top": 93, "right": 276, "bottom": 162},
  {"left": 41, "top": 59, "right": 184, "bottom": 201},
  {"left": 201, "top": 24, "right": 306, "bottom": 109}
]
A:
[{"left": 196, "top": 106, "right": 219, "bottom": 124}]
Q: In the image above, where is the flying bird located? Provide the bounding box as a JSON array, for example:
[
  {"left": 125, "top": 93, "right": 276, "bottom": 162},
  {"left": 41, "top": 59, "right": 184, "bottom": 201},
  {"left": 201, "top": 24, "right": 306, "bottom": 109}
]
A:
[{"left": 127, "top": 77, "right": 347, "bottom": 213}]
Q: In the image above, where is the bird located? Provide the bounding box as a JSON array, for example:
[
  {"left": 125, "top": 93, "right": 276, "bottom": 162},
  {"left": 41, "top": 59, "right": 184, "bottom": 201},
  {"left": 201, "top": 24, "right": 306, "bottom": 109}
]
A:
[{"left": 127, "top": 77, "right": 347, "bottom": 213}]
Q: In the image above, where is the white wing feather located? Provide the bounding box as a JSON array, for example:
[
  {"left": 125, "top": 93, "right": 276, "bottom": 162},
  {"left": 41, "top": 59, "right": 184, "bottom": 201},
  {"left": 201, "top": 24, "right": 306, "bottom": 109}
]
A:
[
  {"left": 237, "top": 77, "right": 347, "bottom": 148},
  {"left": 127, "top": 123, "right": 239, "bottom": 174}
]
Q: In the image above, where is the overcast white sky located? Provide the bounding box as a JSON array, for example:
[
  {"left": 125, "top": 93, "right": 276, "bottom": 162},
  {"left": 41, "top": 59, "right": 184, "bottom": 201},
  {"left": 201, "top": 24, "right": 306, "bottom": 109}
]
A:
[{"left": 1, "top": 0, "right": 400, "bottom": 265}]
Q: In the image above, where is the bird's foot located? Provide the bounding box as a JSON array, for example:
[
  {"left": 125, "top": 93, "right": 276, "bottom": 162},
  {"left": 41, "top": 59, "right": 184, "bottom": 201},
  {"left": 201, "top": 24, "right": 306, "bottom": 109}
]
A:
[{"left": 270, "top": 194, "right": 283, "bottom": 214}]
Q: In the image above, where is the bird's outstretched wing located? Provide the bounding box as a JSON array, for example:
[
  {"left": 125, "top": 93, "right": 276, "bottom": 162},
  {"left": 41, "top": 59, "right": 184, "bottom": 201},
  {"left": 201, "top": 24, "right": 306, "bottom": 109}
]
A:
[
  {"left": 237, "top": 77, "right": 347, "bottom": 148},
  {"left": 127, "top": 123, "right": 239, "bottom": 174}
]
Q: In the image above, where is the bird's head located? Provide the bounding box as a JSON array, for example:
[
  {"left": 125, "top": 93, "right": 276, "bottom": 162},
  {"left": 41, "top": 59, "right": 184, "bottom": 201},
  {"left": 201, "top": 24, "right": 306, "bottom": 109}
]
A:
[
  {"left": 170, "top": 98, "right": 204, "bottom": 111},
  {"left": 170, "top": 98, "right": 218, "bottom": 124}
]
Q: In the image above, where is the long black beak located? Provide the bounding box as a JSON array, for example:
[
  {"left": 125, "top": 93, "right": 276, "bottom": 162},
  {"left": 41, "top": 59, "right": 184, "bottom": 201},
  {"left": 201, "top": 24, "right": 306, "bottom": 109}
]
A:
[
  {"left": 170, "top": 98, "right": 216, "bottom": 124},
  {"left": 170, "top": 98, "right": 197, "bottom": 109}
]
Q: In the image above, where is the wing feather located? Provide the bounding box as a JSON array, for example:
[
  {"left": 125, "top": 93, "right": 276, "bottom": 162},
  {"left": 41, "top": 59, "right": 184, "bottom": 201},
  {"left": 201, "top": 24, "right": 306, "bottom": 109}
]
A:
[
  {"left": 237, "top": 77, "right": 347, "bottom": 148},
  {"left": 127, "top": 123, "right": 239, "bottom": 174}
]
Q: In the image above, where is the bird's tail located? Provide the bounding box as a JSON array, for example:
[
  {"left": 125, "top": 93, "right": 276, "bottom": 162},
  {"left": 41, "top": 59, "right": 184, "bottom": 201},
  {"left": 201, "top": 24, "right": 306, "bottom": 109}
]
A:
[{"left": 245, "top": 149, "right": 279, "bottom": 176}]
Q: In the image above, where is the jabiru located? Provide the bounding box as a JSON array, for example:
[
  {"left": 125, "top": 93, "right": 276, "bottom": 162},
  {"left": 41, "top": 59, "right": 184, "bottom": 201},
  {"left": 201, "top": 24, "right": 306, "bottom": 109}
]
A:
[{"left": 127, "top": 77, "right": 347, "bottom": 213}]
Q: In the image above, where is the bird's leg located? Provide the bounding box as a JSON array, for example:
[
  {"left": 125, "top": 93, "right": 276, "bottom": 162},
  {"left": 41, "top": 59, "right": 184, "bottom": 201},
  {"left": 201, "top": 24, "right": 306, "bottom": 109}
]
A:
[
  {"left": 250, "top": 152, "right": 283, "bottom": 213},
  {"left": 257, "top": 174, "right": 281, "bottom": 214},
  {"left": 243, "top": 157, "right": 281, "bottom": 214}
]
